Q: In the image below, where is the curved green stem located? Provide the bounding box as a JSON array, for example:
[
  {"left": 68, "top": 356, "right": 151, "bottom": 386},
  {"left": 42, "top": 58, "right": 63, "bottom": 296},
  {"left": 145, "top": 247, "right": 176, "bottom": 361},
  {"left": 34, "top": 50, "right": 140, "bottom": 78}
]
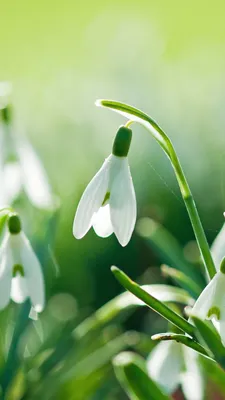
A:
[{"left": 97, "top": 100, "right": 216, "bottom": 279}]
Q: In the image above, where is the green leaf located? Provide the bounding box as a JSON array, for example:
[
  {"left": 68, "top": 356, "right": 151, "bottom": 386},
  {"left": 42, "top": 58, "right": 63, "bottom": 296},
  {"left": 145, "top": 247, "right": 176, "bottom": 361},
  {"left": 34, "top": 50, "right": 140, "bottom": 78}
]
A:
[
  {"left": 136, "top": 217, "right": 204, "bottom": 288},
  {"left": 151, "top": 332, "right": 210, "bottom": 358},
  {"left": 111, "top": 266, "right": 196, "bottom": 337},
  {"left": 161, "top": 264, "right": 202, "bottom": 298},
  {"left": 74, "top": 283, "right": 193, "bottom": 339},
  {"left": 201, "top": 356, "right": 225, "bottom": 396},
  {"left": 192, "top": 316, "right": 225, "bottom": 366},
  {"left": 113, "top": 352, "right": 171, "bottom": 400}
]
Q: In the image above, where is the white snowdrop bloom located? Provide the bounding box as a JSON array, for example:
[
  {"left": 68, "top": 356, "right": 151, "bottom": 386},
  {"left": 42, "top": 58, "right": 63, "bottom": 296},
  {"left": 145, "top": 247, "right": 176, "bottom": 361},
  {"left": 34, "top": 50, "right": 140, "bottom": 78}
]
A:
[
  {"left": 4, "top": 136, "right": 55, "bottom": 210},
  {"left": 0, "top": 81, "right": 12, "bottom": 110},
  {"left": 147, "top": 341, "right": 204, "bottom": 399},
  {"left": 73, "top": 126, "right": 136, "bottom": 246},
  {"left": 0, "top": 104, "right": 55, "bottom": 210},
  {"left": 191, "top": 259, "right": 225, "bottom": 344},
  {"left": 0, "top": 213, "right": 45, "bottom": 312},
  {"left": 147, "top": 340, "right": 182, "bottom": 394}
]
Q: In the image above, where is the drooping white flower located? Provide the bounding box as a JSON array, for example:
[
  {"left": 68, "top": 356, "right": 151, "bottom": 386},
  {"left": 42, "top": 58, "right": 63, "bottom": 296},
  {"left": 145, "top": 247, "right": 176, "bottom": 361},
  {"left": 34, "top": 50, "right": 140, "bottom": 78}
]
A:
[
  {"left": 147, "top": 340, "right": 182, "bottom": 394},
  {"left": 191, "top": 261, "right": 225, "bottom": 344},
  {"left": 0, "top": 93, "right": 55, "bottom": 210},
  {"left": 0, "top": 81, "right": 12, "bottom": 110},
  {"left": 73, "top": 126, "right": 136, "bottom": 246},
  {"left": 0, "top": 213, "right": 45, "bottom": 312},
  {"left": 3, "top": 135, "right": 55, "bottom": 210},
  {"left": 147, "top": 341, "right": 204, "bottom": 399}
]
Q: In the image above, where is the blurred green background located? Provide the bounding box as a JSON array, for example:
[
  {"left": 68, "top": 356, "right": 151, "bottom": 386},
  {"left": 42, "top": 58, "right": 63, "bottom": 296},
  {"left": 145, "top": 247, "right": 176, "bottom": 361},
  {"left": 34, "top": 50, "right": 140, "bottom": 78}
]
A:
[{"left": 1, "top": 0, "right": 225, "bottom": 342}]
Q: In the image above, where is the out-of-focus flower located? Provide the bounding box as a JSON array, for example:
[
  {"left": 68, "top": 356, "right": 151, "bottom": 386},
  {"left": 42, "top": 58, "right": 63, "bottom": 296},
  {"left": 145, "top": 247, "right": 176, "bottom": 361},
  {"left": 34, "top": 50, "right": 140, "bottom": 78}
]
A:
[
  {"left": 147, "top": 340, "right": 204, "bottom": 400},
  {"left": 0, "top": 213, "right": 45, "bottom": 312},
  {"left": 0, "top": 82, "right": 56, "bottom": 210},
  {"left": 3, "top": 135, "right": 55, "bottom": 210},
  {"left": 191, "top": 259, "right": 225, "bottom": 344},
  {"left": 0, "top": 81, "right": 12, "bottom": 110},
  {"left": 73, "top": 126, "right": 136, "bottom": 246}
]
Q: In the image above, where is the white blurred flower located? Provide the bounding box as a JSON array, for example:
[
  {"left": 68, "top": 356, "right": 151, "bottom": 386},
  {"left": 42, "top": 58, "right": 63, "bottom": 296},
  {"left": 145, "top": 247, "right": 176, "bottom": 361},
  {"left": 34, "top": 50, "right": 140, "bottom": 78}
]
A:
[
  {"left": 0, "top": 213, "right": 45, "bottom": 312},
  {"left": 0, "top": 88, "right": 55, "bottom": 209},
  {"left": 147, "top": 341, "right": 204, "bottom": 399},
  {"left": 191, "top": 261, "right": 225, "bottom": 344},
  {"left": 73, "top": 126, "right": 136, "bottom": 246},
  {"left": 3, "top": 136, "right": 55, "bottom": 210},
  {"left": 147, "top": 341, "right": 182, "bottom": 393},
  {"left": 0, "top": 81, "right": 12, "bottom": 110}
]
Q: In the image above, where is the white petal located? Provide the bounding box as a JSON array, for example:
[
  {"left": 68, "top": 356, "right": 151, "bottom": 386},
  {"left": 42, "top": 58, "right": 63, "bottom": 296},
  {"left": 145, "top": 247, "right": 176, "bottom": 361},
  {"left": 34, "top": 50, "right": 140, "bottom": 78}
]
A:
[
  {"left": 92, "top": 204, "right": 114, "bottom": 238},
  {"left": 191, "top": 273, "right": 219, "bottom": 319},
  {"left": 0, "top": 235, "right": 12, "bottom": 309},
  {"left": 109, "top": 156, "right": 136, "bottom": 246},
  {"left": 214, "top": 306, "right": 225, "bottom": 345},
  {"left": 211, "top": 223, "right": 225, "bottom": 270},
  {"left": 13, "top": 233, "right": 45, "bottom": 312},
  {"left": 147, "top": 341, "right": 182, "bottom": 394},
  {"left": 10, "top": 274, "right": 28, "bottom": 303},
  {"left": 181, "top": 347, "right": 204, "bottom": 400},
  {"left": 16, "top": 137, "right": 54, "bottom": 209},
  {"left": 73, "top": 156, "right": 111, "bottom": 239},
  {"left": 3, "top": 162, "right": 23, "bottom": 203}
]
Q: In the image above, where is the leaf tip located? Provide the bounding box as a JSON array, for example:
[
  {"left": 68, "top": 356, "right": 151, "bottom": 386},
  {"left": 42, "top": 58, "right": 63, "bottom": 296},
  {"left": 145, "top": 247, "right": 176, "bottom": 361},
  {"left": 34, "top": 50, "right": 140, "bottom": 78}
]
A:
[
  {"left": 95, "top": 99, "right": 104, "bottom": 107},
  {"left": 111, "top": 265, "right": 120, "bottom": 274}
]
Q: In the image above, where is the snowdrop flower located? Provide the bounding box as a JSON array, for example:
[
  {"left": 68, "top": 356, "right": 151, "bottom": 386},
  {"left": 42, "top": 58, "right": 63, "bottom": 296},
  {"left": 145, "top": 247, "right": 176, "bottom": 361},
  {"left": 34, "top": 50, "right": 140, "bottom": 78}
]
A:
[
  {"left": 147, "top": 341, "right": 204, "bottom": 399},
  {"left": 0, "top": 213, "right": 45, "bottom": 312},
  {"left": 0, "top": 81, "right": 12, "bottom": 110},
  {"left": 3, "top": 135, "right": 55, "bottom": 210},
  {"left": 191, "top": 258, "right": 225, "bottom": 344},
  {"left": 0, "top": 103, "right": 55, "bottom": 210},
  {"left": 73, "top": 126, "right": 136, "bottom": 246}
]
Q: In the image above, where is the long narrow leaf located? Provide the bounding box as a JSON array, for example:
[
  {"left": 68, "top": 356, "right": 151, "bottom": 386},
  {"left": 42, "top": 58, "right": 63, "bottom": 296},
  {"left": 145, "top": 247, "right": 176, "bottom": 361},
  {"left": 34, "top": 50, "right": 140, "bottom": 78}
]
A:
[
  {"left": 113, "top": 352, "right": 171, "bottom": 400},
  {"left": 136, "top": 217, "right": 204, "bottom": 287},
  {"left": 192, "top": 316, "right": 225, "bottom": 366},
  {"left": 161, "top": 264, "right": 202, "bottom": 298},
  {"left": 74, "top": 284, "right": 193, "bottom": 339},
  {"left": 151, "top": 332, "right": 210, "bottom": 358},
  {"left": 111, "top": 266, "right": 196, "bottom": 337}
]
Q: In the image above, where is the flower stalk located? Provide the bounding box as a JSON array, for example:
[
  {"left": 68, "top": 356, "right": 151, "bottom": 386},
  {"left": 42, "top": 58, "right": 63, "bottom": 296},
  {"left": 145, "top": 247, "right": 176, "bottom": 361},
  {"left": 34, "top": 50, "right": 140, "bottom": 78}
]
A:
[{"left": 97, "top": 100, "right": 216, "bottom": 279}]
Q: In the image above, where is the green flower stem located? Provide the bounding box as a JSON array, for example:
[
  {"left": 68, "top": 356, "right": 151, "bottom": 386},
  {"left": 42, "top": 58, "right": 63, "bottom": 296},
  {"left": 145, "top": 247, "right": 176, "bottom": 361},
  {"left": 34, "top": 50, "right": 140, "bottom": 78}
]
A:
[
  {"left": 97, "top": 100, "right": 216, "bottom": 280},
  {"left": 111, "top": 266, "right": 196, "bottom": 337}
]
